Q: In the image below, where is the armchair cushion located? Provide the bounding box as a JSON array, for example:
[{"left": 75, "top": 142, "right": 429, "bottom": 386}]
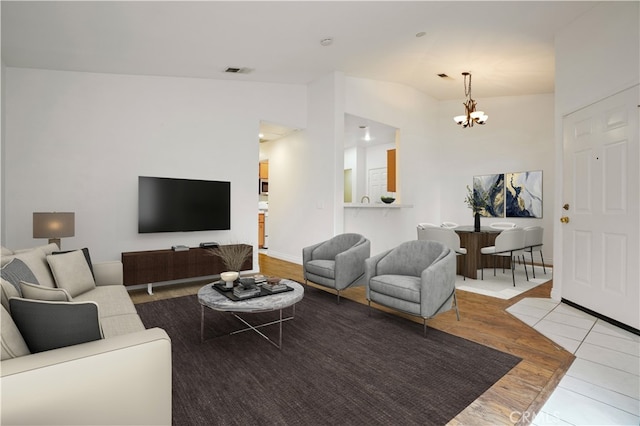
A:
[
  {"left": 369, "top": 275, "right": 421, "bottom": 303},
  {"left": 304, "top": 259, "right": 336, "bottom": 279}
]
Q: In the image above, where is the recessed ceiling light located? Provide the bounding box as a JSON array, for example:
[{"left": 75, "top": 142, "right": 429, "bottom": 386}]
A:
[
  {"left": 320, "top": 38, "right": 333, "bottom": 47},
  {"left": 416, "top": 32, "right": 426, "bottom": 38}
]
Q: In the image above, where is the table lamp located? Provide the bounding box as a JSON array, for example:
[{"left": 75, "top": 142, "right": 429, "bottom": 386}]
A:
[{"left": 33, "top": 212, "right": 75, "bottom": 249}]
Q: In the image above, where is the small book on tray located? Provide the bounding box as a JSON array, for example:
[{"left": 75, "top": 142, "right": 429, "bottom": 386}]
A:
[
  {"left": 262, "top": 278, "right": 288, "bottom": 293},
  {"left": 233, "top": 286, "right": 261, "bottom": 299}
]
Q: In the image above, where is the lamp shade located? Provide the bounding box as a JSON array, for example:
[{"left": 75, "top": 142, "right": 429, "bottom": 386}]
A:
[{"left": 33, "top": 212, "right": 75, "bottom": 239}]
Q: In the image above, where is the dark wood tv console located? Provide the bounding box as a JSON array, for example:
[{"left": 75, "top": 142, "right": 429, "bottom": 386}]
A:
[{"left": 122, "top": 244, "right": 253, "bottom": 294}]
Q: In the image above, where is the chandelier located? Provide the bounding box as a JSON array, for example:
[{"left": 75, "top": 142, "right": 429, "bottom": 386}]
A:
[{"left": 453, "top": 72, "right": 488, "bottom": 128}]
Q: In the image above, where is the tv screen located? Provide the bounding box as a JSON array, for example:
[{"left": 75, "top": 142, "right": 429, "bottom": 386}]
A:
[{"left": 138, "top": 176, "right": 231, "bottom": 233}]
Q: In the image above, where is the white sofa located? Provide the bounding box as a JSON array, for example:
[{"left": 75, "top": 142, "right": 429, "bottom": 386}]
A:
[{"left": 0, "top": 244, "right": 172, "bottom": 425}]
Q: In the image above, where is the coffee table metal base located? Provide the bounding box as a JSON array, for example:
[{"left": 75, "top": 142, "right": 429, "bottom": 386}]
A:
[{"left": 200, "top": 304, "right": 296, "bottom": 349}]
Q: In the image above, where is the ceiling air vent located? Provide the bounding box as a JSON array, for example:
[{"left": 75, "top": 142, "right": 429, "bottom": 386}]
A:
[{"left": 224, "top": 67, "right": 252, "bottom": 74}]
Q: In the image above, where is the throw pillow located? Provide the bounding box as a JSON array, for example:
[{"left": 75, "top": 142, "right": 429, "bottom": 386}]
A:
[
  {"left": 2, "top": 248, "right": 56, "bottom": 287},
  {"left": 13, "top": 243, "right": 59, "bottom": 255},
  {"left": 20, "top": 281, "right": 72, "bottom": 302},
  {"left": 0, "top": 258, "right": 39, "bottom": 296},
  {"left": 46, "top": 250, "right": 96, "bottom": 298},
  {"left": 1, "top": 278, "right": 20, "bottom": 312},
  {"left": 1, "top": 246, "right": 13, "bottom": 257},
  {"left": 9, "top": 298, "right": 103, "bottom": 353},
  {"left": 0, "top": 305, "right": 30, "bottom": 360},
  {"left": 52, "top": 247, "right": 94, "bottom": 279}
]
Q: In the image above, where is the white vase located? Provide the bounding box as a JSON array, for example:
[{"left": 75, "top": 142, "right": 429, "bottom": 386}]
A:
[{"left": 220, "top": 271, "right": 239, "bottom": 288}]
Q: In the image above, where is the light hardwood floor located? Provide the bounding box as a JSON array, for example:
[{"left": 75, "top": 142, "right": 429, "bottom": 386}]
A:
[{"left": 129, "top": 253, "right": 574, "bottom": 425}]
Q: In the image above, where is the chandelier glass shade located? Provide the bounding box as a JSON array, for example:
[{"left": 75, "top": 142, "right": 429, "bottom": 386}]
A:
[{"left": 453, "top": 72, "right": 488, "bottom": 128}]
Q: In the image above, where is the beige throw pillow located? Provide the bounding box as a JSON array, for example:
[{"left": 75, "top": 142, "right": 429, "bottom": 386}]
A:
[
  {"left": 1, "top": 278, "right": 20, "bottom": 312},
  {"left": 2, "top": 248, "right": 56, "bottom": 287},
  {"left": 20, "top": 281, "right": 72, "bottom": 302},
  {"left": 46, "top": 250, "right": 96, "bottom": 298},
  {"left": 1, "top": 305, "right": 30, "bottom": 360}
]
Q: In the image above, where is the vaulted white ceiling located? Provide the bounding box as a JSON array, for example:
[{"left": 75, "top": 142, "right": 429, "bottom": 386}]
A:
[{"left": 2, "top": 1, "right": 597, "bottom": 101}]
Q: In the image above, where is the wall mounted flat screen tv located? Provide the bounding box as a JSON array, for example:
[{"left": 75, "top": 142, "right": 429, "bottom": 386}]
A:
[{"left": 138, "top": 176, "right": 231, "bottom": 233}]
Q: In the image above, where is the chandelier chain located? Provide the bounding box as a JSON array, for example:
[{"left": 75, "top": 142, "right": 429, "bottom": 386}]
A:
[{"left": 464, "top": 72, "right": 472, "bottom": 98}]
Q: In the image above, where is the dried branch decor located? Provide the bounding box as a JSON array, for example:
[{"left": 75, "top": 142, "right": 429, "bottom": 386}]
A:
[{"left": 206, "top": 244, "right": 252, "bottom": 272}]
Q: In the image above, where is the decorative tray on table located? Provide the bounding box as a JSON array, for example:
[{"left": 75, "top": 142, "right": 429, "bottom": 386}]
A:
[{"left": 212, "top": 277, "right": 293, "bottom": 301}]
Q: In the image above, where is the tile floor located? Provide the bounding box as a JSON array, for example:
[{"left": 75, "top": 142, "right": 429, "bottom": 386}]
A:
[{"left": 507, "top": 298, "right": 639, "bottom": 425}]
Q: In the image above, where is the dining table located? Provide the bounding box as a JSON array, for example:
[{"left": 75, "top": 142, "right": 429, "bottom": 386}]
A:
[{"left": 454, "top": 226, "right": 509, "bottom": 280}]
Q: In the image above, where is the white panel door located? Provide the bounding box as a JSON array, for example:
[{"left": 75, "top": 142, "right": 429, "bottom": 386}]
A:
[
  {"left": 562, "top": 86, "right": 639, "bottom": 329},
  {"left": 368, "top": 167, "right": 387, "bottom": 203}
]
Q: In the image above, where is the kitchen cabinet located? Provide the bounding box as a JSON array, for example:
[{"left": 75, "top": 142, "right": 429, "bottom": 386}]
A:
[
  {"left": 258, "top": 213, "right": 265, "bottom": 248},
  {"left": 387, "top": 149, "right": 396, "bottom": 192},
  {"left": 259, "top": 162, "right": 269, "bottom": 179}
]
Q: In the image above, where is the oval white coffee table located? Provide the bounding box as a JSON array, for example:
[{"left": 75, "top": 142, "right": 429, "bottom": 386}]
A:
[{"left": 197, "top": 279, "right": 304, "bottom": 349}]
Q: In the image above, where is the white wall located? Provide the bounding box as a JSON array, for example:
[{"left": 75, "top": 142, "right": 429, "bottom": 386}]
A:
[
  {"left": 555, "top": 2, "right": 640, "bottom": 116},
  {"left": 437, "top": 94, "right": 556, "bottom": 259},
  {"left": 553, "top": 1, "right": 640, "bottom": 299},
  {"left": 343, "top": 77, "right": 440, "bottom": 256},
  {"left": 3, "top": 68, "right": 306, "bottom": 266},
  {"left": 265, "top": 72, "right": 344, "bottom": 264}
]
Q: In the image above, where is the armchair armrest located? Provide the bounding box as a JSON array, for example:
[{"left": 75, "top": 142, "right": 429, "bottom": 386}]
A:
[
  {"left": 92, "top": 261, "right": 123, "bottom": 286},
  {"left": 420, "top": 249, "right": 457, "bottom": 318},
  {"left": 302, "top": 241, "right": 325, "bottom": 277},
  {"left": 334, "top": 239, "right": 371, "bottom": 289},
  {"left": 1, "top": 328, "right": 171, "bottom": 425}
]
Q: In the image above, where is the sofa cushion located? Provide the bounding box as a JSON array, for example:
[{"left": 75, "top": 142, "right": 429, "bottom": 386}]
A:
[
  {"left": 1, "top": 278, "right": 20, "bottom": 312},
  {"left": 100, "top": 314, "right": 146, "bottom": 338},
  {"left": 0, "top": 305, "right": 30, "bottom": 360},
  {"left": 52, "top": 247, "right": 95, "bottom": 279},
  {"left": 1, "top": 246, "right": 13, "bottom": 257},
  {"left": 20, "top": 281, "right": 72, "bottom": 302},
  {"left": 9, "top": 298, "right": 103, "bottom": 353},
  {"left": 1, "top": 258, "right": 39, "bottom": 296},
  {"left": 73, "top": 285, "right": 137, "bottom": 318},
  {"left": 2, "top": 248, "right": 56, "bottom": 287},
  {"left": 46, "top": 250, "right": 96, "bottom": 297}
]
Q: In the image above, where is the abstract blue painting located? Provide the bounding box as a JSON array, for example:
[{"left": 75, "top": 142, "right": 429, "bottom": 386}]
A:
[
  {"left": 473, "top": 174, "right": 504, "bottom": 218},
  {"left": 506, "top": 171, "right": 543, "bottom": 218}
]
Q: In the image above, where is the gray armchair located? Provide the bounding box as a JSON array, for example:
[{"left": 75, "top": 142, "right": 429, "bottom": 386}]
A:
[
  {"left": 302, "top": 233, "right": 371, "bottom": 303},
  {"left": 365, "top": 240, "right": 459, "bottom": 335}
]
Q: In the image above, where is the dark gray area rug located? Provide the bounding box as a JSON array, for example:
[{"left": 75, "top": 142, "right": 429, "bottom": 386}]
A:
[{"left": 137, "top": 284, "right": 521, "bottom": 426}]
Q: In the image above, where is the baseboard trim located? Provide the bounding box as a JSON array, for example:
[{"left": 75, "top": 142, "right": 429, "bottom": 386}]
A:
[{"left": 561, "top": 298, "right": 639, "bottom": 336}]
